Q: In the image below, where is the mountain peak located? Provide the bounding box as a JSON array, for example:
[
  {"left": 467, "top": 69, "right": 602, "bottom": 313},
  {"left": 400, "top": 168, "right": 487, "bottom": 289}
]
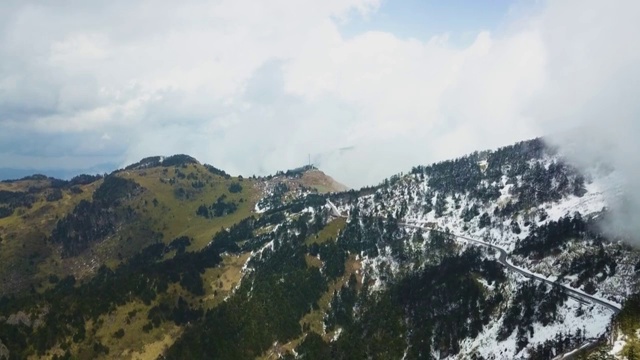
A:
[
  {"left": 124, "top": 154, "right": 200, "bottom": 171},
  {"left": 265, "top": 165, "right": 348, "bottom": 194}
]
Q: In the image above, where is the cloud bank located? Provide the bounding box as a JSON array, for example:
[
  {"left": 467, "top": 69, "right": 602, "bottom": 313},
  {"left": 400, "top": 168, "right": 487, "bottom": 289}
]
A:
[
  {"left": 0, "top": 0, "right": 639, "bottom": 194},
  {"left": 530, "top": 1, "right": 640, "bottom": 241}
]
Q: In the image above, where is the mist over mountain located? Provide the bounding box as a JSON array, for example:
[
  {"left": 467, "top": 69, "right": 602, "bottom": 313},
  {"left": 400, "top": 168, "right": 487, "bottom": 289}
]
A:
[
  {"left": 1, "top": 0, "right": 638, "bottom": 188},
  {"left": 2, "top": 1, "right": 640, "bottom": 359}
]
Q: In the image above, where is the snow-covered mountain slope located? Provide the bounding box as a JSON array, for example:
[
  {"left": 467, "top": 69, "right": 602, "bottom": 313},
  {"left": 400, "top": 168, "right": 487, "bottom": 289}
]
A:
[{"left": 326, "top": 138, "right": 638, "bottom": 358}]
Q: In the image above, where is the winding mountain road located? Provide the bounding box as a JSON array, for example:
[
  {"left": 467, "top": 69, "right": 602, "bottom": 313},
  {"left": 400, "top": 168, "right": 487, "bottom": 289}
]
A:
[
  {"left": 405, "top": 222, "right": 621, "bottom": 314},
  {"left": 326, "top": 200, "right": 622, "bottom": 315},
  {"left": 327, "top": 199, "right": 621, "bottom": 358}
]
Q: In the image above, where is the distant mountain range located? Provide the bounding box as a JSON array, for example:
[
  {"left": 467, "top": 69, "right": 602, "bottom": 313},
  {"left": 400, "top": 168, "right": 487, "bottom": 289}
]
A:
[{"left": 0, "top": 163, "right": 117, "bottom": 181}]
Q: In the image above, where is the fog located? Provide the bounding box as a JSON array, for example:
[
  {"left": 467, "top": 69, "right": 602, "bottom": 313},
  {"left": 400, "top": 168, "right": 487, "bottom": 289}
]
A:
[
  {"left": 528, "top": 1, "right": 640, "bottom": 242},
  {"left": 1, "top": 0, "right": 639, "bottom": 240}
]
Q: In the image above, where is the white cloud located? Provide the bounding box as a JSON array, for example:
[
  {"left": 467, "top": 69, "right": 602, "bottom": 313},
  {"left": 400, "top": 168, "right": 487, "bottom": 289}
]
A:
[
  {"left": 0, "top": 0, "right": 639, "bottom": 192},
  {"left": 528, "top": 0, "right": 640, "bottom": 241}
]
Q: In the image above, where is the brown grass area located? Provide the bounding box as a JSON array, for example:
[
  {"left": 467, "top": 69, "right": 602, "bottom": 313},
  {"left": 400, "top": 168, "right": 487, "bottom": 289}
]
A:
[
  {"left": 33, "top": 300, "right": 182, "bottom": 360},
  {"left": 257, "top": 336, "right": 307, "bottom": 360},
  {"left": 127, "top": 326, "right": 182, "bottom": 360},
  {"left": 300, "top": 170, "right": 348, "bottom": 193},
  {"left": 73, "top": 252, "right": 251, "bottom": 358},
  {"left": 96, "top": 253, "right": 251, "bottom": 358},
  {"left": 305, "top": 254, "right": 322, "bottom": 268},
  {"left": 0, "top": 180, "right": 101, "bottom": 294},
  {"left": 253, "top": 169, "right": 347, "bottom": 207},
  {"left": 305, "top": 217, "right": 347, "bottom": 245},
  {"left": 0, "top": 178, "right": 54, "bottom": 192},
  {"left": 202, "top": 252, "right": 251, "bottom": 308},
  {"left": 90, "top": 301, "right": 178, "bottom": 358},
  {"left": 0, "top": 180, "right": 99, "bottom": 233}
]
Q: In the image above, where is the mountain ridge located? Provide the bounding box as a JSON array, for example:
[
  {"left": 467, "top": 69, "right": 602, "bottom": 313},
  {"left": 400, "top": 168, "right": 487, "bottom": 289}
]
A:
[
  {"left": 0, "top": 138, "right": 638, "bottom": 359},
  {"left": 0, "top": 154, "right": 349, "bottom": 192}
]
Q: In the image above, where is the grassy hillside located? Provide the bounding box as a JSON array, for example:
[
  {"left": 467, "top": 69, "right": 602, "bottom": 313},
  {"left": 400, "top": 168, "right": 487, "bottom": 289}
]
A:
[
  {"left": 0, "top": 162, "right": 258, "bottom": 296},
  {"left": 0, "top": 177, "right": 101, "bottom": 294},
  {"left": 0, "top": 160, "right": 327, "bottom": 296},
  {"left": 117, "top": 164, "right": 258, "bottom": 250},
  {"left": 0, "top": 156, "right": 347, "bottom": 359}
]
